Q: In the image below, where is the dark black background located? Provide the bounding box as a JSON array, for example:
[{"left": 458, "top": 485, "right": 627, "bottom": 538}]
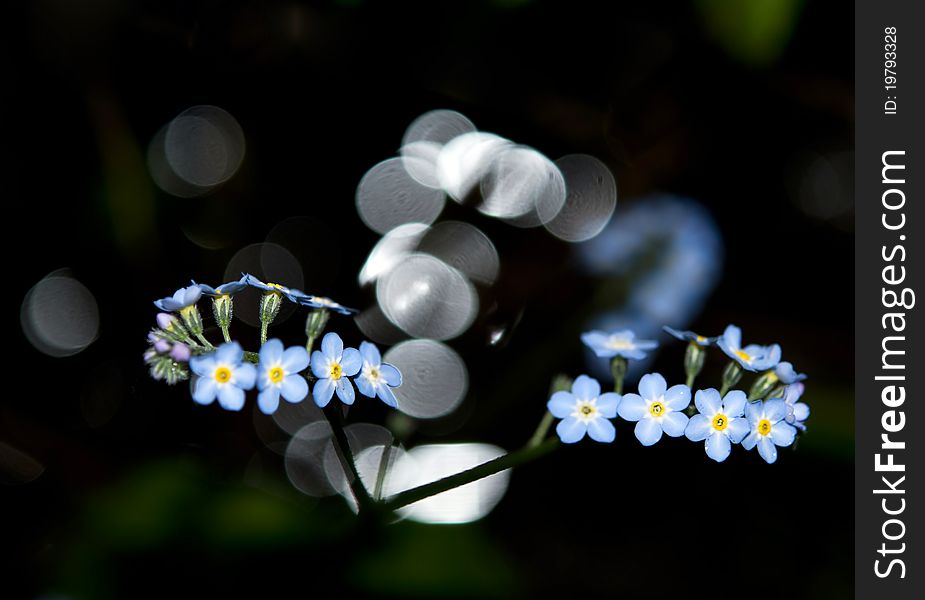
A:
[{"left": 5, "top": 1, "right": 852, "bottom": 598}]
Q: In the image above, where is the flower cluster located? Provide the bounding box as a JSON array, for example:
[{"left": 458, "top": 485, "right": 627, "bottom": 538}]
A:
[
  {"left": 544, "top": 323, "right": 809, "bottom": 464},
  {"left": 144, "top": 275, "right": 402, "bottom": 415}
]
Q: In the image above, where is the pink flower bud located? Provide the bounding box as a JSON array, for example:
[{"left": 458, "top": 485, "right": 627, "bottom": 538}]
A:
[{"left": 170, "top": 342, "right": 191, "bottom": 362}]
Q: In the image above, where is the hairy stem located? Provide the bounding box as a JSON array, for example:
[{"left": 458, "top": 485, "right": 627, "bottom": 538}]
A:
[{"left": 323, "top": 404, "right": 376, "bottom": 513}]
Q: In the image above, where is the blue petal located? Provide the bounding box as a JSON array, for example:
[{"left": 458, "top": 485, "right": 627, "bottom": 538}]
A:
[
  {"left": 771, "top": 422, "right": 797, "bottom": 447},
  {"left": 257, "top": 388, "right": 280, "bottom": 415},
  {"left": 685, "top": 414, "right": 711, "bottom": 441},
  {"left": 280, "top": 374, "right": 309, "bottom": 403},
  {"left": 359, "top": 341, "right": 381, "bottom": 367},
  {"left": 190, "top": 355, "right": 216, "bottom": 378},
  {"left": 321, "top": 332, "right": 343, "bottom": 360},
  {"left": 234, "top": 363, "right": 257, "bottom": 390},
  {"left": 722, "top": 390, "right": 748, "bottom": 417},
  {"left": 745, "top": 401, "right": 762, "bottom": 426},
  {"left": 726, "top": 418, "right": 750, "bottom": 443},
  {"left": 617, "top": 393, "right": 646, "bottom": 421},
  {"left": 597, "top": 393, "right": 620, "bottom": 418},
  {"left": 336, "top": 378, "right": 355, "bottom": 405},
  {"left": 663, "top": 325, "right": 686, "bottom": 340},
  {"left": 722, "top": 324, "right": 741, "bottom": 349},
  {"left": 192, "top": 377, "right": 217, "bottom": 405},
  {"left": 661, "top": 411, "right": 688, "bottom": 437},
  {"left": 695, "top": 388, "right": 722, "bottom": 416},
  {"left": 556, "top": 417, "right": 587, "bottom": 444},
  {"left": 705, "top": 431, "right": 732, "bottom": 462},
  {"left": 217, "top": 385, "right": 245, "bottom": 411},
  {"left": 587, "top": 418, "right": 616, "bottom": 443},
  {"left": 547, "top": 391, "right": 576, "bottom": 418},
  {"left": 635, "top": 418, "right": 663, "bottom": 446},
  {"left": 340, "top": 348, "right": 362, "bottom": 376},
  {"left": 634, "top": 340, "right": 658, "bottom": 350},
  {"left": 638, "top": 373, "right": 667, "bottom": 400},
  {"left": 216, "top": 342, "right": 244, "bottom": 365},
  {"left": 664, "top": 385, "right": 691, "bottom": 411},
  {"left": 572, "top": 375, "right": 601, "bottom": 400},
  {"left": 757, "top": 437, "right": 778, "bottom": 463},
  {"left": 764, "top": 398, "right": 788, "bottom": 422},
  {"left": 741, "top": 431, "right": 759, "bottom": 451},
  {"left": 580, "top": 330, "right": 610, "bottom": 351},
  {"left": 310, "top": 350, "right": 327, "bottom": 378},
  {"left": 793, "top": 403, "right": 810, "bottom": 421},
  {"left": 260, "top": 339, "right": 284, "bottom": 364},
  {"left": 281, "top": 346, "right": 310, "bottom": 373},
  {"left": 377, "top": 385, "right": 398, "bottom": 408},
  {"left": 313, "top": 378, "right": 335, "bottom": 407},
  {"left": 379, "top": 363, "right": 402, "bottom": 387},
  {"left": 356, "top": 375, "right": 377, "bottom": 398}
]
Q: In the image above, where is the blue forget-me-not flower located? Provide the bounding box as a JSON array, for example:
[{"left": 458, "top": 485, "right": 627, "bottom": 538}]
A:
[
  {"left": 685, "top": 389, "right": 750, "bottom": 462},
  {"left": 741, "top": 398, "right": 797, "bottom": 463},
  {"left": 256, "top": 339, "right": 310, "bottom": 415},
  {"left": 717, "top": 325, "right": 781, "bottom": 372},
  {"left": 617, "top": 373, "right": 691, "bottom": 446},
  {"left": 547, "top": 375, "right": 620, "bottom": 443},
  {"left": 190, "top": 342, "right": 257, "bottom": 411},
  {"left": 310, "top": 332, "right": 362, "bottom": 407},
  {"left": 581, "top": 329, "right": 658, "bottom": 360},
  {"left": 355, "top": 341, "right": 402, "bottom": 408},
  {"left": 154, "top": 284, "right": 202, "bottom": 312}
]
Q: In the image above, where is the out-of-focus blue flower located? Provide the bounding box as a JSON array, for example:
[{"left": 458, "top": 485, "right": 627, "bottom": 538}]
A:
[
  {"left": 685, "top": 389, "right": 749, "bottom": 462},
  {"left": 663, "top": 326, "right": 715, "bottom": 346},
  {"left": 547, "top": 375, "right": 620, "bottom": 443},
  {"left": 256, "top": 339, "right": 310, "bottom": 415},
  {"left": 310, "top": 332, "right": 362, "bottom": 407},
  {"left": 742, "top": 398, "right": 797, "bottom": 463},
  {"left": 778, "top": 382, "right": 809, "bottom": 432},
  {"left": 297, "top": 295, "right": 358, "bottom": 316},
  {"left": 717, "top": 325, "right": 781, "bottom": 372},
  {"left": 154, "top": 284, "right": 202, "bottom": 311},
  {"left": 242, "top": 273, "right": 311, "bottom": 303},
  {"left": 581, "top": 329, "right": 657, "bottom": 360},
  {"left": 189, "top": 342, "right": 257, "bottom": 411},
  {"left": 775, "top": 361, "right": 807, "bottom": 384},
  {"left": 617, "top": 373, "right": 691, "bottom": 446},
  {"left": 578, "top": 196, "right": 724, "bottom": 380},
  {"left": 196, "top": 276, "right": 249, "bottom": 297},
  {"left": 355, "top": 341, "right": 402, "bottom": 408}
]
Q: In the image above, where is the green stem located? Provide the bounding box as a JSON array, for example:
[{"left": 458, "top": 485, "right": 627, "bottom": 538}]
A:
[
  {"left": 305, "top": 335, "right": 316, "bottom": 356},
  {"left": 373, "top": 436, "right": 397, "bottom": 501},
  {"left": 195, "top": 332, "right": 214, "bottom": 350},
  {"left": 260, "top": 321, "right": 269, "bottom": 346},
  {"left": 611, "top": 357, "right": 627, "bottom": 394},
  {"left": 528, "top": 411, "right": 555, "bottom": 449},
  {"left": 243, "top": 351, "right": 259, "bottom": 364},
  {"left": 685, "top": 372, "right": 695, "bottom": 389},
  {"left": 323, "top": 404, "right": 376, "bottom": 513},
  {"left": 381, "top": 437, "right": 559, "bottom": 513},
  {"left": 220, "top": 325, "right": 231, "bottom": 344}
]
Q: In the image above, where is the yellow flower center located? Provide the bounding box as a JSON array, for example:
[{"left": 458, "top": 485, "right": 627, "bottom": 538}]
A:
[
  {"left": 735, "top": 350, "right": 752, "bottom": 363},
  {"left": 573, "top": 400, "right": 598, "bottom": 422},
  {"left": 214, "top": 366, "right": 232, "bottom": 383},
  {"left": 712, "top": 413, "right": 729, "bottom": 431},
  {"left": 696, "top": 335, "right": 707, "bottom": 343},
  {"left": 757, "top": 419, "right": 772, "bottom": 436},
  {"left": 649, "top": 401, "right": 666, "bottom": 417},
  {"left": 269, "top": 367, "right": 284, "bottom": 384},
  {"left": 607, "top": 338, "right": 633, "bottom": 350},
  {"left": 180, "top": 305, "right": 197, "bottom": 317},
  {"left": 329, "top": 362, "right": 343, "bottom": 380}
]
